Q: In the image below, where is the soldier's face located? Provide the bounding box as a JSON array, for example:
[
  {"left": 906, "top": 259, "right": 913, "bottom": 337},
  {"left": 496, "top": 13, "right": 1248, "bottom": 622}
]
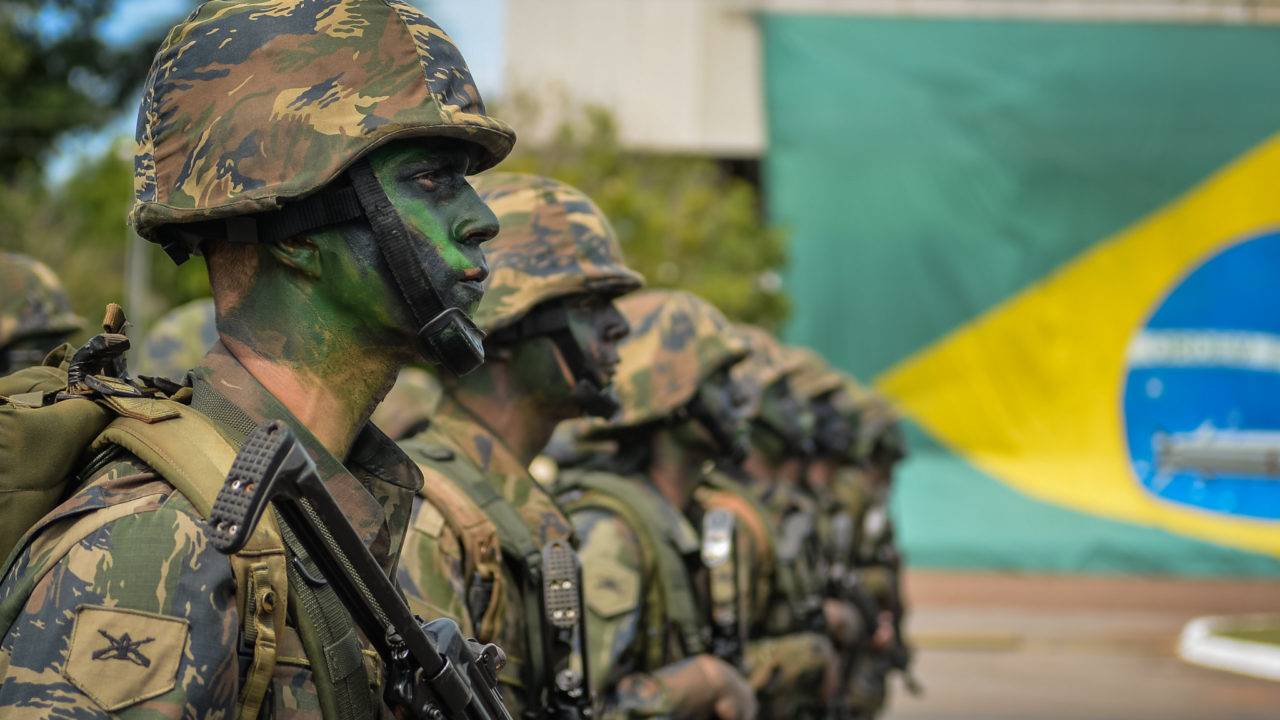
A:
[
  {"left": 679, "top": 365, "right": 751, "bottom": 460},
  {"left": 510, "top": 293, "right": 630, "bottom": 417},
  {"left": 364, "top": 140, "right": 499, "bottom": 318},
  {"left": 563, "top": 293, "right": 630, "bottom": 389}
]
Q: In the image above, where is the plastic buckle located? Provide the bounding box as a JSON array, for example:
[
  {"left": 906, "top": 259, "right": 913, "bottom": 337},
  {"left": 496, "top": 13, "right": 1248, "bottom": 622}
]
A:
[{"left": 420, "top": 307, "right": 486, "bottom": 377}]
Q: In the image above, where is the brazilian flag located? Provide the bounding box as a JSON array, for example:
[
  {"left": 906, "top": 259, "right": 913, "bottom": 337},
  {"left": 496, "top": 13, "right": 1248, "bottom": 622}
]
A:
[{"left": 763, "top": 14, "right": 1280, "bottom": 575}]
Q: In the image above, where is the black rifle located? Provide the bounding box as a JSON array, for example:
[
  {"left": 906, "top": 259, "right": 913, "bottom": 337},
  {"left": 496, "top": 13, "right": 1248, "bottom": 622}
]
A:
[
  {"left": 537, "top": 538, "right": 595, "bottom": 719},
  {"left": 208, "top": 420, "right": 514, "bottom": 720}
]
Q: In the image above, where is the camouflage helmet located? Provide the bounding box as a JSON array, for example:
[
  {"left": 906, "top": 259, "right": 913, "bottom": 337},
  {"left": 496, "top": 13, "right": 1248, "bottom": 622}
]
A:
[
  {"left": 732, "top": 324, "right": 815, "bottom": 457},
  {"left": 786, "top": 346, "right": 858, "bottom": 457},
  {"left": 786, "top": 346, "right": 846, "bottom": 402},
  {"left": 468, "top": 173, "right": 644, "bottom": 334},
  {"left": 0, "top": 252, "right": 83, "bottom": 352},
  {"left": 592, "top": 289, "right": 748, "bottom": 433},
  {"left": 137, "top": 298, "right": 217, "bottom": 381},
  {"left": 130, "top": 0, "right": 514, "bottom": 245},
  {"left": 840, "top": 374, "right": 906, "bottom": 466},
  {"left": 730, "top": 325, "right": 805, "bottom": 420}
]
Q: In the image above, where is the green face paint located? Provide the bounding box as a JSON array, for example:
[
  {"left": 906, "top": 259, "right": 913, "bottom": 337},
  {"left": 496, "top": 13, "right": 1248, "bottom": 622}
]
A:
[
  {"left": 502, "top": 293, "right": 630, "bottom": 417},
  {"left": 366, "top": 140, "right": 498, "bottom": 316},
  {"left": 212, "top": 138, "right": 501, "bottom": 447}
]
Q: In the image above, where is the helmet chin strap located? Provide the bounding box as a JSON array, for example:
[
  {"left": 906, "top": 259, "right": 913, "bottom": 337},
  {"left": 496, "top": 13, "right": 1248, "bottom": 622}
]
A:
[
  {"left": 347, "top": 159, "right": 486, "bottom": 376},
  {"left": 488, "top": 300, "right": 621, "bottom": 419},
  {"left": 682, "top": 392, "right": 749, "bottom": 464},
  {"left": 175, "top": 157, "right": 487, "bottom": 375}
]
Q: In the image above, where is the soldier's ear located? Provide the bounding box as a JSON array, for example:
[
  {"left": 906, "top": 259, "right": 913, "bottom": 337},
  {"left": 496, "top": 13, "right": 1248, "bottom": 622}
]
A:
[{"left": 266, "top": 236, "right": 322, "bottom": 280}]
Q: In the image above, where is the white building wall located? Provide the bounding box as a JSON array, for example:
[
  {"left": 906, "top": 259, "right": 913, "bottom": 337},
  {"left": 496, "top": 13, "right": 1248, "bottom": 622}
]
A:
[
  {"left": 502, "top": 0, "right": 1280, "bottom": 158},
  {"left": 504, "top": 0, "right": 766, "bottom": 157}
]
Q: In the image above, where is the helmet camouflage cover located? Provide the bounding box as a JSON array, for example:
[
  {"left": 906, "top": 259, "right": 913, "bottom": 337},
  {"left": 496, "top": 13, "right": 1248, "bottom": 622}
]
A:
[
  {"left": 470, "top": 173, "right": 644, "bottom": 334},
  {"left": 730, "top": 324, "right": 805, "bottom": 420},
  {"left": 785, "top": 346, "right": 846, "bottom": 402},
  {"left": 839, "top": 374, "right": 906, "bottom": 464},
  {"left": 137, "top": 298, "right": 217, "bottom": 380},
  {"left": 130, "top": 0, "right": 515, "bottom": 243},
  {"left": 0, "top": 252, "right": 84, "bottom": 350},
  {"left": 590, "top": 289, "right": 748, "bottom": 434}
]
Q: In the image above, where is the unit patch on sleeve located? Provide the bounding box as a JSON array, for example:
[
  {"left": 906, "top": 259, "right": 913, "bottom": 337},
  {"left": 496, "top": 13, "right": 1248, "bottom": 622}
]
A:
[{"left": 63, "top": 604, "right": 189, "bottom": 711}]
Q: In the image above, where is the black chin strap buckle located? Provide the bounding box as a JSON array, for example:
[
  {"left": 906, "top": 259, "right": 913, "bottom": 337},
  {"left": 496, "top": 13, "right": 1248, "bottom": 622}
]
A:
[
  {"left": 571, "top": 377, "right": 621, "bottom": 419},
  {"left": 420, "top": 307, "right": 487, "bottom": 377}
]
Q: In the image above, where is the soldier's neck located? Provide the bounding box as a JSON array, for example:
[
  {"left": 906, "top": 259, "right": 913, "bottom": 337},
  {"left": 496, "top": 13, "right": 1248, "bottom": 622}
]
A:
[
  {"left": 647, "top": 428, "right": 704, "bottom": 511},
  {"left": 447, "top": 361, "right": 570, "bottom": 467},
  {"left": 217, "top": 305, "right": 404, "bottom": 460}
]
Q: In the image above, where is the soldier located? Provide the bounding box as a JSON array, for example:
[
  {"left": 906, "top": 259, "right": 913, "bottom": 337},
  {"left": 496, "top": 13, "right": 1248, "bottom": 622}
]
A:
[
  {"left": 136, "top": 297, "right": 216, "bottom": 381},
  {"left": 0, "top": 251, "right": 83, "bottom": 373},
  {"left": 555, "top": 289, "right": 758, "bottom": 720},
  {"left": 0, "top": 2, "right": 513, "bottom": 717},
  {"left": 836, "top": 378, "right": 914, "bottom": 719},
  {"left": 394, "top": 172, "right": 644, "bottom": 717},
  {"left": 729, "top": 327, "right": 862, "bottom": 644}
]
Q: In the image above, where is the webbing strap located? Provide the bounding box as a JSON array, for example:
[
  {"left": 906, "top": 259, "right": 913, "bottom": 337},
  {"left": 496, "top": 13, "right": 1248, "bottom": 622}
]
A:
[
  {"left": 416, "top": 450, "right": 550, "bottom": 710},
  {"left": 346, "top": 159, "right": 450, "bottom": 335},
  {"left": 239, "top": 559, "right": 285, "bottom": 719},
  {"left": 192, "top": 386, "right": 378, "bottom": 720},
  {"left": 347, "top": 159, "right": 486, "bottom": 377},
  {"left": 280, "top": 520, "right": 379, "bottom": 720},
  {"left": 557, "top": 473, "right": 707, "bottom": 665}
]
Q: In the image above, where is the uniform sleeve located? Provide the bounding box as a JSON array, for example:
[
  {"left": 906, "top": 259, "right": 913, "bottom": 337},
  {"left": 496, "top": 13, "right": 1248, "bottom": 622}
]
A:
[
  {"left": 397, "top": 495, "right": 473, "bottom": 635},
  {"left": 573, "top": 508, "right": 684, "bottom": 719},
  {"left": 0, "top": 491, "right": 240, "bottom": 719},
  {"left": 744, "top": 632, "right": 836, "bottom": 716}
]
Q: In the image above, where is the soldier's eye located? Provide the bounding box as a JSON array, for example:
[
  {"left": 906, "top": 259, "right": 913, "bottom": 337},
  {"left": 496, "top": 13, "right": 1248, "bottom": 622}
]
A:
[{"left": 415, "top": 172, "right": 442, "bottom": 191}]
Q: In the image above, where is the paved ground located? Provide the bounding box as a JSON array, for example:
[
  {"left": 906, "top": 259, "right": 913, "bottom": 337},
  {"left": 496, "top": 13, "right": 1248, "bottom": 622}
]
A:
[{"left": 883, "top": 571, "right": 1280, "bottom": 720}]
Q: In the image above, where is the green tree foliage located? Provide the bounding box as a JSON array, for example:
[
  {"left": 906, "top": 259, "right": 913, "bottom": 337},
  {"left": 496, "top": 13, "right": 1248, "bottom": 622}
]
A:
[
  {"left": 495, "top": 101, "right": 790, "bottom": 330},
  {"left": 0, "top": 1, "right": 164, "bottom": 177},
  {"left": 1, "top": 143, "right": 209, "bottom": 342}
]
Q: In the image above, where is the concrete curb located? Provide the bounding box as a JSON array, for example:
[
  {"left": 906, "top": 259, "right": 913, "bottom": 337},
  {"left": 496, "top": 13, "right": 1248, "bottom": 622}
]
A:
[{"left": 1178, "top": 615, "right": 1280, "bottom": 682}]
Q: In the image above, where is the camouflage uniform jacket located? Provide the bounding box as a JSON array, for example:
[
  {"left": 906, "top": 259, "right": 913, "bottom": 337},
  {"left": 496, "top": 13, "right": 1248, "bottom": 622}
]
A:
[
  {"left": 835, "top": 466, "right": 895, "bottom": 604},
  {"left": 397, "top": 396, "right": 576, "bottom": 715},
  {"left": 694, "top": 471, "right": 835, "bottom": 718},
  {"left": 557, "top": 468, "right": 712, "bottom": 720},
  {"left": 748, "top": 478, "right": 827, "bottom": 635},
  {"left": 0, "top": 342, "right": 420, "bottom": 719}
]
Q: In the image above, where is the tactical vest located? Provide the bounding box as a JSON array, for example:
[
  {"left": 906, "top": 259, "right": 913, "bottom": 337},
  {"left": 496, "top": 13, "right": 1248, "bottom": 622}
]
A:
[
  {"left": 0, "top": 353, "right": 380, "bottom": 720},
  {"left": 694, "top": 473, "right": 778, "bottom": 632},
  {"left": 554, "top": 470, "right": 708, "bottom": 669},
  {"left": 405, "top": 438, "right": 589, "bottom": 717}
]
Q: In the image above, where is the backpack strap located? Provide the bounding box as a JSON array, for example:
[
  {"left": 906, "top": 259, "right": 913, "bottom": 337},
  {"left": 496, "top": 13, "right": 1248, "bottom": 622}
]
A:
[
  {"left": 92, "top": 400, "right": 287, "bottom": 720},
  {"left": 407, "top": 441, "right": 506, "bottom": 640},
  {"left": 556, "top": 470, "right": 707, "bottom": 667},
  {"left": 407, "top": 439, "right": 551, "bottom": 707}
]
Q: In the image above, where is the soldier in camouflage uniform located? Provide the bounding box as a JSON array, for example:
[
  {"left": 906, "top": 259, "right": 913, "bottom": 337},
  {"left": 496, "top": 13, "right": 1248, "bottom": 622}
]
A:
[
  {"left": 834, "top": 378, "right": 913, "bottom": 719},
  {"left": 0, "top": 252, "right": 83, "bottom": 373},
  {"left": 136, "top": 297, "right": 217, "bottom": 381},
  {"left": 555, "top": 289, "right": 759, "bottom": 720},
  {"left": 727, "top": 328, "right": 865, "bottom": 709},
  {"left": 0, "top": 2, "right": 514, "bottom": 717},
  {"left": 394, "top": 173, "right": 644, "bottom": 717}
]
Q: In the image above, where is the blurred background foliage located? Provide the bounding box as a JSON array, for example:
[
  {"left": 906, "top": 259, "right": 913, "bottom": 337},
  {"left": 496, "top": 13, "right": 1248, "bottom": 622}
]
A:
[
  {"left": 495, "top": 96, "right": 790, "bottom": 330},
  {"left": 1, "top": 2, "right": 788, "bottom": 341}
]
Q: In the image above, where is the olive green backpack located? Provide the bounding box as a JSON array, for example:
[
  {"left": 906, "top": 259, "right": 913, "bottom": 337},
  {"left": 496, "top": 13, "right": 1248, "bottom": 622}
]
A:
[{"left": 0, "top": 321, "right": 287, "bottom": 719}]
